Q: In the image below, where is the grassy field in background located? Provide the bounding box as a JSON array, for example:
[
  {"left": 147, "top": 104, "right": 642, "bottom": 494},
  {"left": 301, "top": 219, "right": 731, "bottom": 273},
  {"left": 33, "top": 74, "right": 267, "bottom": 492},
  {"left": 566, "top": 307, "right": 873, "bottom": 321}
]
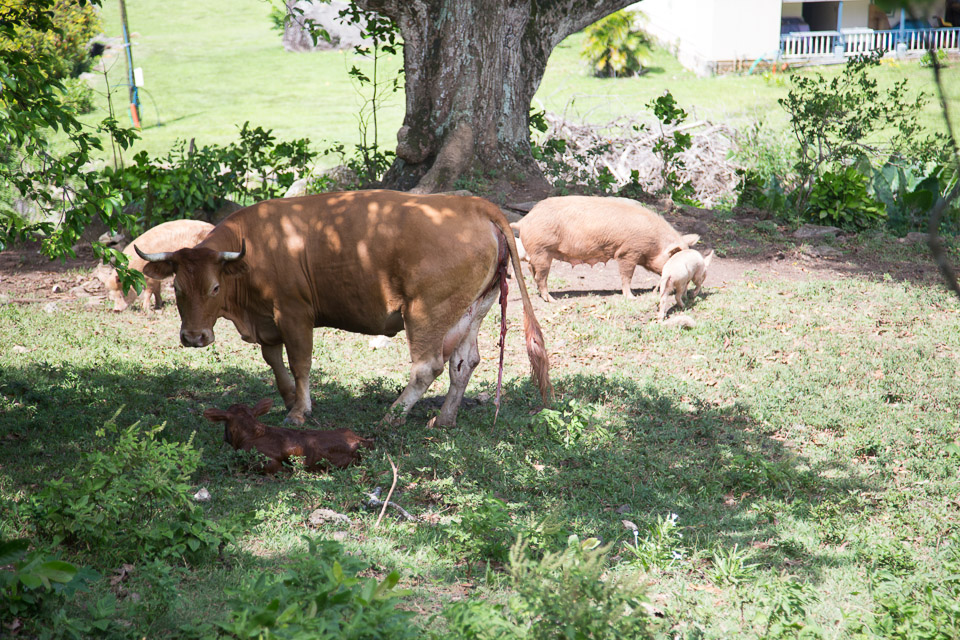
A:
[
  {"left": 80, "top": 0, "right": 958, "bottom": 169},
  {"left": 2, "top": 235, "right": 959, "bottom": 635}
]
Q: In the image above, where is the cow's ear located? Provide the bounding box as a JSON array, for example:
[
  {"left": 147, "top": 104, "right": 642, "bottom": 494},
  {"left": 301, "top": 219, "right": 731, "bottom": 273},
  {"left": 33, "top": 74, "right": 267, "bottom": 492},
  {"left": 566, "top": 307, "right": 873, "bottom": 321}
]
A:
[
  {"left": 203, "top": 408, "right": 228, "bottom": 422},
  {"left": 221, "top": 260, "right": 248, "bottom": 277},
  {"left": 253, "top": 398, "right": 273, "bottom": 416},
  {"left": 142, "top": 261, "right": 175, "bottom": 280},
  {"left": 253, "top": 423, "right": 266, "bottom": 438},
  {"left": 682, "top": 234, "right": 700, "bottom": 247}
]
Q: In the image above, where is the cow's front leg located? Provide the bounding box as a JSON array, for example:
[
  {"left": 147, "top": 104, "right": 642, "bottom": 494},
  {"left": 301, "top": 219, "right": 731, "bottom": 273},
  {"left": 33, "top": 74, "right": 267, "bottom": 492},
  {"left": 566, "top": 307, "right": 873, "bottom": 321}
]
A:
[
  {"left": 261, "top": 343, "right": 296, "bottom": 409},
  {"left": 277, "top": 323, "right": 314, "bottom": 425}
]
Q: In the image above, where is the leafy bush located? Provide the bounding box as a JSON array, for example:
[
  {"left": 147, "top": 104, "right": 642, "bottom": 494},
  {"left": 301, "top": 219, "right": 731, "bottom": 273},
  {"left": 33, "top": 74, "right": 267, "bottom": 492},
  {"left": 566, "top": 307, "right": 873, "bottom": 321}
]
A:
[
  {"left": 57, "top": 77, "right": 96, "bottom": 114},
  {"left": 0, "top": 538, "right": 96, "bottom": 624},
  {"left": 649, "top": 91, "right": 698, "bottom": 204},
  {"left": 441, "top": 534, "right": 658, "bottom": 639},
  {"left": 444, "top": 493, "right": 518, "bottom": 566},
  {"left": 28, "top": 411, "right": 230, "bottom": 565},
  {"left": 581, "top": 10, "right": 651, "bottom": 78},
  {"left": 919, "top": 48, "right": 949, "bottom": 68},
  {"left": 872, "top": 162, "right": 959, "bottom": 234},
  {"left": 804, "top": 167, "right": 886, "bottom": 229},
  {"left": 2, "top": 0, "right": 103, "bottom": 80},
  {"left": 190, "top": 537, "right": 418, "bottom": 640},
  {"left": 752, "top": 578, "right": 824, "bottom": 639},
  {"left": 779, "top": 52, "right": 943, "bottom": 213},
  {"left": 532, "top": 398, "right": 605, "bottom": 449},
  {"left": 104, "top": 123, "right": 316, "bottom": 227},
  {"left": 621, "top": 513, "right": 686, "bottom": 572}
]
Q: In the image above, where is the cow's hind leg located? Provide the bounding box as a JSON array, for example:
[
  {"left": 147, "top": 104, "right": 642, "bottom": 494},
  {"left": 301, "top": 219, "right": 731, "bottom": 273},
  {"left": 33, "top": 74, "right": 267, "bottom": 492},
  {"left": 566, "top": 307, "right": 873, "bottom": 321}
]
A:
[
  {"left": 435, "top": 287, "right": 498, "bottom": 427},
  {"left": 386, "top": 300, "right": 449, "bottom": 425}
]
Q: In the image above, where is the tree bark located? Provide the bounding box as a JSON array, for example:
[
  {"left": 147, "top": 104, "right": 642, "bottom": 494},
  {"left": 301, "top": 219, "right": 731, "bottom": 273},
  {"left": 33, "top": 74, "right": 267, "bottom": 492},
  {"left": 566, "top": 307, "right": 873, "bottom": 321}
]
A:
[{"left": 355, "top": 0, "right": 636, "bottom": 196}]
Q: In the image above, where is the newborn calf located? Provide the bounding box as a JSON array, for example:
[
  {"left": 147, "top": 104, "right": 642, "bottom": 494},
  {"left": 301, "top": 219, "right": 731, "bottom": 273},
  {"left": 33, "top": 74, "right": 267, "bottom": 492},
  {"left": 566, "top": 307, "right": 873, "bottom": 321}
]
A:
[
  {"left": 203, "top": 399, "right": 373, "bottom": 474},
  {"left": 657, "top": 249, "right": 714, "bottom": 321}
]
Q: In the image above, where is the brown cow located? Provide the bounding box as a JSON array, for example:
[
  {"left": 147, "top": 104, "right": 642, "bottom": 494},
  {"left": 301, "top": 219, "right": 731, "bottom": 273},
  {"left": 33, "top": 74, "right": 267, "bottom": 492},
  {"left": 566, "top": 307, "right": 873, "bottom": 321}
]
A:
[
  {"left": 137, "top": 190, "right": 551, "bottom": 426},
  {"left": 510, "top": 196, "right": 699, "bottom": 302},
  {"left": 93, "top": 219, "right": 214, "bottom": 312},
  {"left": 204, "top": 398, "right": 372, "bottom": 474}
]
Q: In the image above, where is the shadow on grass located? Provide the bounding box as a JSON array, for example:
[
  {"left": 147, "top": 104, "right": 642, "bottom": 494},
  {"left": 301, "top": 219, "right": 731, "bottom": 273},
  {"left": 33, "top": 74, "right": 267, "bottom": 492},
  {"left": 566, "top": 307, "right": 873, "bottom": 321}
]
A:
[{"left": 1, "top": 359, "right": 875, "bottom": 587}]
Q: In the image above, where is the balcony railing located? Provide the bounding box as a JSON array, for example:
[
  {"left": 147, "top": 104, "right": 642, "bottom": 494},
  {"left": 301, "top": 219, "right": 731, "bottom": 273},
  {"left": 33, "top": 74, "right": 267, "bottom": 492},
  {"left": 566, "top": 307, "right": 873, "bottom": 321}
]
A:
[{"left": 780, "top": 27, "right": 960, "bottom": 59}]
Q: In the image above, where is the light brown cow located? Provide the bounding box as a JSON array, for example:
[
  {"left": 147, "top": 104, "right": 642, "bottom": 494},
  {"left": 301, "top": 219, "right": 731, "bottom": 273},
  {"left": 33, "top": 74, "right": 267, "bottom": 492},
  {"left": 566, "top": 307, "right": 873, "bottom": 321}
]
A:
[
  {"left": 204, "top": 398, "right": 373, "bottom": 474},
  {"left": 93, "top": 219, "right": 214, "bottom": 312},
  {"left": 510, "top": 196, "right": 699, "bottom": 302},
  {"left": 137, "top": 190, "right": 551, "bottom": 426}
]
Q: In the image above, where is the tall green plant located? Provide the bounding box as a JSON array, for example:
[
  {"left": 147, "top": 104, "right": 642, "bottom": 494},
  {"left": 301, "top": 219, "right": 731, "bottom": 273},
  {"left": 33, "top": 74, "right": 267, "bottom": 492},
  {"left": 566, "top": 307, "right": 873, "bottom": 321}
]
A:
[
  {"left": 649, "top": 91, "right": 697, "bottom": 204},
  {"left": 779, "top": 52, "right": 943, "bottom": 213},
  {"left": 581, "top": 10, "right": 651, "bottom": 78}
]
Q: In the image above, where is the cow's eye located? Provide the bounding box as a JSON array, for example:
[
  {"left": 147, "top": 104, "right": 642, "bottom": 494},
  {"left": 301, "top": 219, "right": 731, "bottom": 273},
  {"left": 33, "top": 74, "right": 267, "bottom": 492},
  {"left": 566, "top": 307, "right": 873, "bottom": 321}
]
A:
[{"left": 211, "top": 283, "right": 220, "bottom": 297}]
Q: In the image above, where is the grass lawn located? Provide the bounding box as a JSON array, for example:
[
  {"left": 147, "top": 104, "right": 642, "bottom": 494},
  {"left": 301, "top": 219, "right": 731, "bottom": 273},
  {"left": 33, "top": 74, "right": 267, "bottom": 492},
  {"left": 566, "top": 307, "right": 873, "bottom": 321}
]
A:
[
  {"left": 79, "top": 0, "right": 958, "bottom": 169},
  {"left": 2, "top": 227, "right": 960, "bottom": 636}
]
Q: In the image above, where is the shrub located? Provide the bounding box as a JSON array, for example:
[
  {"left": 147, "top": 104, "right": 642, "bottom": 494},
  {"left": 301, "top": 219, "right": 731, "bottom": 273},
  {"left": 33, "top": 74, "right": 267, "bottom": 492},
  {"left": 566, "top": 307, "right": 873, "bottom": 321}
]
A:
[
  {"left": 649, "top": 91, "right": 698, "bottom": 204},
  {"left": 57, "top": 77, "right": 96, "bottom": 114},
  {"left": 441, "top": 534, "right": 659, "bottom": 639},
  {"left": 804, "top": 167, "right": 886, "bottom": 229},
  {"left": 444, "top": 493, "right": 518, "bottom": 566},
  {"left": 3, "top": 0, "right": 103, "bottom": 80},
  {"left": 872, "top": 161, "right": 960, "bottom": 234},
  {"left": 191, "top": 537, "right": 418, "bottom": 640},
  {"left": 28, "top": 411, "right": 231, "bottom": 565},
  {"left": 581, "top": 10, "right": 651, "bottom": 78},
  {"left": 620, "top": 513, "right": 686, "bottom": 572},
  {"left": 0, "top": 538, "right": 95, "bottom": 624}
]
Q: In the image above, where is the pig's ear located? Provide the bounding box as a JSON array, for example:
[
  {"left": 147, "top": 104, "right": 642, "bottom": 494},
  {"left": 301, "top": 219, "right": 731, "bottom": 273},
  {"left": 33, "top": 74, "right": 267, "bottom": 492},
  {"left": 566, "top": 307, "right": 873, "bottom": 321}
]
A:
[
  {"left": 682, "top": 234, "right": 700, "bottom": 247},
  {"left": 253, "top": 398, "right": 273, "bottom": 416},
  {"left": 142, "top": 261, "right": 175, "bottom": 280},
  {"left": 665, "top": 242, "right": 683, "bottom": 257},
  {"left": 204, "top": 408, "right": 228, "bottom": 422}
]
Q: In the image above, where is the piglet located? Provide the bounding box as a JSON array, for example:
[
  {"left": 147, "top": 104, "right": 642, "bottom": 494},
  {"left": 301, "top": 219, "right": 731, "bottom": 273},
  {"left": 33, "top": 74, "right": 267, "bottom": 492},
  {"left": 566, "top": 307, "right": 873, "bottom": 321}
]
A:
[
  {"left": 203, "top": 399, "right": 373, "bottom": 474},
  {"left": 510, "top": 196, "right": 699, "bottom": 302},
  {"left": 657, "top": 249, "right": 714, "bottom": 321}
]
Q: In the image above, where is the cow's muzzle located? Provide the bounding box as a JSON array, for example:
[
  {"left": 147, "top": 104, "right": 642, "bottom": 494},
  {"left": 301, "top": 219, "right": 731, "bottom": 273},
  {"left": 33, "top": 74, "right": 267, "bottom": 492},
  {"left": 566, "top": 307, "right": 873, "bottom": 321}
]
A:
[{"left": 180, "top": 328, "right": 214, "bottom": 348}]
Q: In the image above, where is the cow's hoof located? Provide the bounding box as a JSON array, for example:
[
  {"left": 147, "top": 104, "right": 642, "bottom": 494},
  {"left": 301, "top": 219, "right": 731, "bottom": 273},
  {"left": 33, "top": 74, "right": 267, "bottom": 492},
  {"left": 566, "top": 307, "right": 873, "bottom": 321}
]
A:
[
  {"left": 426, "top": 415, "right": 455, "bottom": 429},
  {"left": 284, "top": 412, "right": 306, "bottom": 426}
]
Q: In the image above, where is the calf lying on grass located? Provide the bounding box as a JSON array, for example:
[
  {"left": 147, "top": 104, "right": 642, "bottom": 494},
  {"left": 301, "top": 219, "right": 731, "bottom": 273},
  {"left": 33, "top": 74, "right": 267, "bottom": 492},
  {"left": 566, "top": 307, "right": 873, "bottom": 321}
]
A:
[
  {"left": 203, "top": 399, "right": 373, "bottom": 474},
  {"left": 658, "top": 249, "right": 714, "bottom": 321}
]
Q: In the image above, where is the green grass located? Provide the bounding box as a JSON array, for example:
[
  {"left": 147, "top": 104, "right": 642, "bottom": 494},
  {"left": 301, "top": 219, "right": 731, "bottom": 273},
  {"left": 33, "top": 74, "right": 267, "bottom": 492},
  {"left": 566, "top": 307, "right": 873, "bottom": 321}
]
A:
[
  {"left": 2, "top": 259, "right": 959, "bottom": 636},
  {"left": 77, "top": 0, "right": 958, "bottom": 169}
]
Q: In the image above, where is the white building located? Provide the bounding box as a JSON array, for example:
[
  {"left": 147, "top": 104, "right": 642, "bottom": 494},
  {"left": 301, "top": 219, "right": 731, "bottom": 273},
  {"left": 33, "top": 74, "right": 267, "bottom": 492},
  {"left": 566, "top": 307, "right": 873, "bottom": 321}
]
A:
[{"left": 636, "top": 0, "right": 959, "bottom": 75}]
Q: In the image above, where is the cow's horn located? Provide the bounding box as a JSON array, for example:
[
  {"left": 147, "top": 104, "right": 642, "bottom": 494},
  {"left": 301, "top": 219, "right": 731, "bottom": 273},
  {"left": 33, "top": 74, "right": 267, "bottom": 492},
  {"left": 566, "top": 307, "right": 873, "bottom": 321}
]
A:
[
  {"left": 219, "top": 239, "right": 245, "bottom": 262},
  {"left": 134, "top": 245, "right": 175, "bottom": 262}
]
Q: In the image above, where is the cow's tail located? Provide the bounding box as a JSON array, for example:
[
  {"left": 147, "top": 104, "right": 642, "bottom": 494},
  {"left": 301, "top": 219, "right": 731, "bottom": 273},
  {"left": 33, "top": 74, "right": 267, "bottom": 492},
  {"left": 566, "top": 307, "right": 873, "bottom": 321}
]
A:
[{"left": 489, "top": 210, "right": 553, "bottom": 407}]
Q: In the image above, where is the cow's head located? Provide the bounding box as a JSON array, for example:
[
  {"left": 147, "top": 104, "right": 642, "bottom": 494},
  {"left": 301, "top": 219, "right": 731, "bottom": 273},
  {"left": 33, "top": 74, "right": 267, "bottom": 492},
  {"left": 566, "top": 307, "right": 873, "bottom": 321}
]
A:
[
  {"left": 136, "top": 241, "right": 248, "bottom": 348},
  {"left": 203, "top": 398, "right": 274, "bottom": 447}
]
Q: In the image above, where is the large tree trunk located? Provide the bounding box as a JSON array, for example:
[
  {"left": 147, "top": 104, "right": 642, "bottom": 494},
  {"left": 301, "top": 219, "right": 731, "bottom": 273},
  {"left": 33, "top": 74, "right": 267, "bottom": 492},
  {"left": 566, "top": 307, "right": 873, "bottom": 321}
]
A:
[{"left": 356, "top": 0, "right": 636, "bottom": 196}]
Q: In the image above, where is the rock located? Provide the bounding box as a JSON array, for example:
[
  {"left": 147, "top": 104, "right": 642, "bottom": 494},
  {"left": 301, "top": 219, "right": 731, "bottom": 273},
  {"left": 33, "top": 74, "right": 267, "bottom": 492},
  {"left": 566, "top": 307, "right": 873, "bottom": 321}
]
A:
[
  {"left": 51, "top": 284, "right": 63, "bottom": 294},
  {"left": 69, "top": 285, "right": 91, "bottom": 297},
  {"left": 283, "top": 0, "right": 370, "bottom": 52},
  {"left": 621, "top": 519, "right": 638, "bottom": 531},
  {"left": 98, "top": 231, "right": 126, "bottom": 246},
  {"left": 505, "top": 201, "right": 538, "bottom": 213},
  {"left": 368, "top": 335, "right": 392, "bottom": 350},
  {"left": 12, "top": 346, "right": 29, "bottom": 354},
  {"left": 792, "top": 224, "right": 841, "bottom": 240},
  {"left": 615, "top": 504, "right": 632, "bottom": 514},
  {"left": 308, "top": 508, "right": 353, "bottom": 527},
  {"left": 803, "top": 244, "right": 842, "bottom": 258},
  {"left": 42, "top": 302, "right": 57, "bottom": 314},
  {"left": 283, "top": 178, "right": 310, "bottom": 199},
  {"left": 331, "top": 531, "right": 349, "bottom": 542},
  {"left": 0, "top": 294, "right": 10, "bottom": 305},
  {"left": 899, "top": 232, "right": 929, "bottom": 244},
  {"left": 193, "top": 488, "right": 211, "bottom": 502},
  {"left": 199, "top": 199, "right": 244, "bottom": 225}
]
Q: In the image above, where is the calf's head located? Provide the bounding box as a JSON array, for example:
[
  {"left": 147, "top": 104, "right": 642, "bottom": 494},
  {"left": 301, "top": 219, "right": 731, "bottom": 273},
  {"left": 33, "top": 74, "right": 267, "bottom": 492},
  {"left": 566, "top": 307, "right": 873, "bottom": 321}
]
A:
[
  {"left": 203, "top": 398, "right": 273, "bottom": 447},
  {"left": 136, "top": 241, "right": 248, "bottom": 348}
]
